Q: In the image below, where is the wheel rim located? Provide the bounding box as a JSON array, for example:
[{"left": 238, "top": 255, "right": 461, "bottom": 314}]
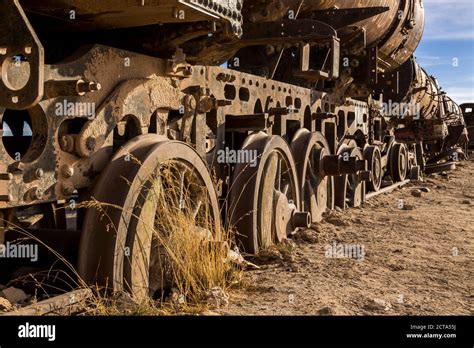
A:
[
  {"left": 364, "top": 145, "right": 383, "bottom": 192},
  {"left": 291, "top": 129, "right": 333, "bottom": 223},
  {"left": 391, "top": 143, "right": 408, "bottom": 182},
  {"left": 346, "top": 147, "right": 365, "bottom": 207},
  {"left": 229, "top": 133, "right": 300, "bottom": 254},
  {"left": 335, "top": 144, "right": 365, "bottom": 209},
  {"left": 78, "top": 135, "right": 220, "bottom": 300}
]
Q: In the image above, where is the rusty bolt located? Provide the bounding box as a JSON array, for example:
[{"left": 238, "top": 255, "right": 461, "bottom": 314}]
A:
[
  {"left": 61, "top": 165, "right": 74, "bottom": 178},
  {"left": 77, "top": 80, "right": 102, "bottom": 94},
  {"left": 33, "top": 188, "right": 44, "bottom": 200},
  {"left": 265, "top": 45, "right": 275, "bottom": 55},
  {"left": 85, "top": 137, "right": 96, "bottom": 151},
  {"left": 350, "top": 59, "right": 360, "bottom": 68},
  {"left": 90, "top": 82, "right": 101, "bottom": 91},
  {"left": 60, "top": 135, "right": 76, "bottom": 153},
  {"left": 35, "top": 168, "right": 44, "bottom": 179},
  {"left": 27, "top": 187, "right": 43, "bottom": 201},
  {"left": 198, "top": 97, "right": 214, "bottom": 113}
]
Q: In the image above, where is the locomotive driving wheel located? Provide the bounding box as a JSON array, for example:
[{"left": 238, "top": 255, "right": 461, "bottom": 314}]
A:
[
  {"left": 364, "top": 145, "right": 383, "bottom": 192},
  {"left": 390, "top": 142, "right": 408, "bottom": 182},
  {"left": 228, "top": 133, "right": 308, "bottom": 254},
  {"left": 78, "top": 134, "right": 221, "bottom": 300},
  {"left": 335, "top": 144, "right": 366, "bottom": 209},
  {"left": 291, "top": 129, "right": 334, "bottom": 223}
]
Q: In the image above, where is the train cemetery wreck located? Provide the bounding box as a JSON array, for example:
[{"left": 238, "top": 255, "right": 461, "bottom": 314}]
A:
[{"left": 0, "top": 0, "right": 471, "bottom": 316}]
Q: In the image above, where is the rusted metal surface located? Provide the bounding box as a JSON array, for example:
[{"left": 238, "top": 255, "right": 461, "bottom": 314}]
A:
[
  {"left": 0, "top": 0, "right": 468, "bottom": 298},
  {"left": 291, "top": 129, "right": 333, "bottom": 223},
  {"left": 78, "top": 134, "right": 221, "bottom": 297},
  {"left": 305, "top": 0, "right": 425, "bottom": 71},
  {"left": 0, "top": 0, "right": 44, "bottom": 110},
  {"left": 401, "top": 58, "right": 442, "bottom": 121},
  {"left": 21, "top": 0, "right": 243, "bottom": 36},
  {"left": 461, "top": 103, "right": 474, "bottom": 147}
]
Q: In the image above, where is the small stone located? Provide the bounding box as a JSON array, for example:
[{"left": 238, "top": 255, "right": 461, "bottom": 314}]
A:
[
  {"left": 461, "top": 199, "right": 471, "bottom": 205},
  {"left": 0, "top": 287, "right": 27, "bottom": 304},
  {"left": 0, "top": 297, "right": 13, "bottom": 311},
  {"left": 205, "top": 287, "right": 229, "bottom": 309},
  {"left": 288, "top": 264, "right": 299, "bottom": 273},
  {"left": 318, "top": 306, "right": 335, "bottom": 315},
  {"left": 364, "top": 298, "right": 392, "bottom": 312},
  {"left": 402, "top": 204, "right": 415, "bottom": 211},
  {"left": 411, "top": 189, "right": 422, "bottom": 198},
  {"left": 419, "top": 187, "right": 430, "bottom": 193}
]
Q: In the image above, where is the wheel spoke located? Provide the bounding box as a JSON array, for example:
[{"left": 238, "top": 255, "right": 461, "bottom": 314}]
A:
[
  {"left": 276, "top": 155, "right": 282, "bottom": 191},
  {"left": 282, "top": 183, "right": 289, "bottom": 196}
]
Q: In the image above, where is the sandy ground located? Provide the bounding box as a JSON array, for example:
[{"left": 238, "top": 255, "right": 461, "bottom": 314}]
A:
[{"left": 221, "top": 159, "right": 474, "bottom": 315}]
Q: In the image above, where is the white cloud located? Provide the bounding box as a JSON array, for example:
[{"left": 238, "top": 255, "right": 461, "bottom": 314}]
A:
[
  {"left": 442, "top": 87, "right": 474, "bottom": 104},
  {"left": 415, "top": 54, "right": 446, "bottom": 67},
  {"left": 422, "top": 0, "right": 474, "bottom": 40}
]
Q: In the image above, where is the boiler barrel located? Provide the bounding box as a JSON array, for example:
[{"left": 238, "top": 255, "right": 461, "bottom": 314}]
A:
[
  {"left": 305, "top": 0, "right": 425, "bottom": 72},
  {"left": 377, "top": 57, "right": 442, "bottom": 121}
]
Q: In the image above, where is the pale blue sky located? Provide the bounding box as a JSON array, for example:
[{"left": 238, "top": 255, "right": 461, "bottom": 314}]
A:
[{"left": 416, "top": 0, "right": 474, "bottom": 104}]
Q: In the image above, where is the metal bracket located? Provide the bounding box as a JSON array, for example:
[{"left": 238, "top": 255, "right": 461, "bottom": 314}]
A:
[
  {"left": 294, "top": 37, "right": 340, "bottom": 81},
  {"left": 0, "top": 0, "right": 44, "bottom": 110},
  {"left": 308, "top": 7, "right": 390, "bottom": 29}
]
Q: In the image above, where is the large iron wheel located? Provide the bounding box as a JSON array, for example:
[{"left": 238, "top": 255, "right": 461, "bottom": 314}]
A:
[
  {"left": 390, "top": 142, "right": 408, "bottom": 182},
  {"left": 335, "top": 144, "right": 365, "bottom": 209},
  {"left": 78, "top": 134, "right": 221, "bottom": 300},
  {"left": 291, "top": 129, "right": 334, "bottom": 223},
  {"left": 364, "top": 145, "right": 383, "bottom": 192},
  {"left": 228, "top": 133, "right": 303, "bottom": 254}
]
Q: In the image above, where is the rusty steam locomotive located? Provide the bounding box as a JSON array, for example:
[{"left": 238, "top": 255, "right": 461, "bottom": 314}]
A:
[{"left": 0, "top": 0, "right": 468, "bottom": 298}]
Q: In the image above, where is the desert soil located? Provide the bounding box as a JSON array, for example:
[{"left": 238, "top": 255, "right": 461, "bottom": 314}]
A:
[{"left": 222, "top": 158, "right": 474, "bottom": 315}]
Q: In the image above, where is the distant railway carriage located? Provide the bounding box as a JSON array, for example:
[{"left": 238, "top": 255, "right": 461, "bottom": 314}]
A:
[{"left": 461, "top": 104, "right": 474, "bottom": 147}]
